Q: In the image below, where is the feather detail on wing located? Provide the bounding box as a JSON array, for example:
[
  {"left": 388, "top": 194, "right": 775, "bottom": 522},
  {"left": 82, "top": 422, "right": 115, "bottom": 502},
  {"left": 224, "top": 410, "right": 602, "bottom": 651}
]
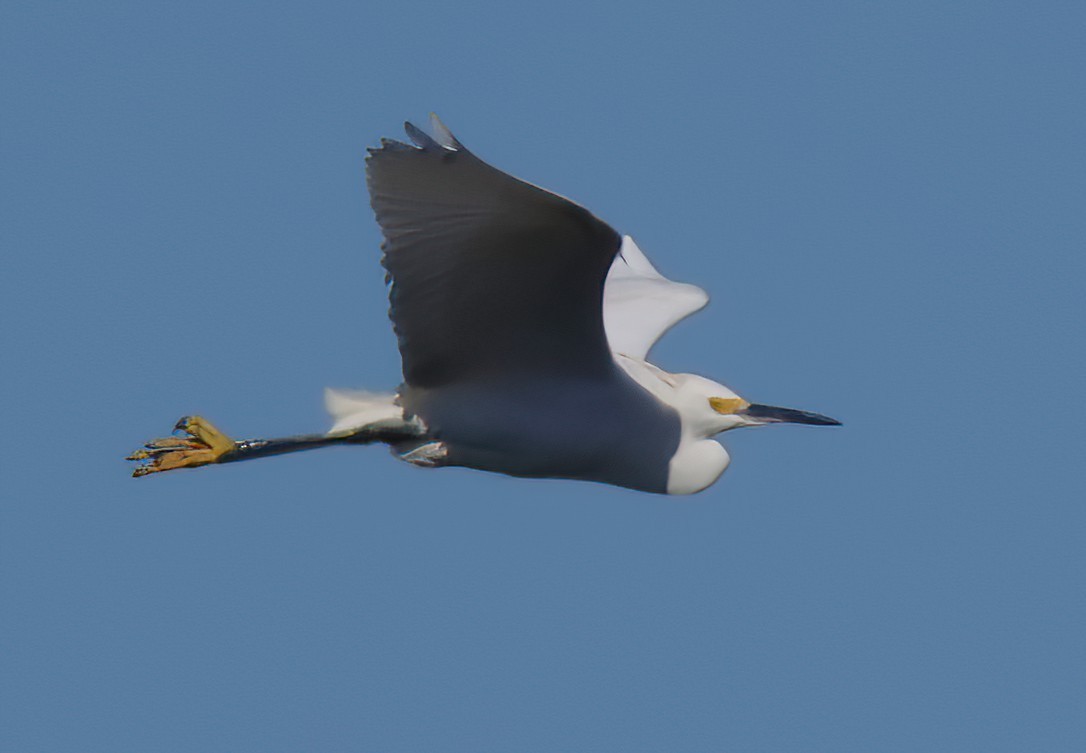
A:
[
  {"left": 367, "top": 115, "right": 622, "bottom": 388},
  {"left": 603, "top": 236, "right": 709, "bottom": 360}
]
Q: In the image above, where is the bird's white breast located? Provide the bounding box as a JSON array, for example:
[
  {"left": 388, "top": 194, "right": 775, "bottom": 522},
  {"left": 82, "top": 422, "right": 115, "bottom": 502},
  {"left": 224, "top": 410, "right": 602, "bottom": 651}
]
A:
[{"left": 666, "top": 438, "right": 731, "bottom": 495}]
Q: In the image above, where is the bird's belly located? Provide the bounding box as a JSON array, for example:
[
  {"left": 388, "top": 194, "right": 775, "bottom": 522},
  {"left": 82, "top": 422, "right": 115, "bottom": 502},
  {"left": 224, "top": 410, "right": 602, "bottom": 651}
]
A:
[{"left": 400, "top": 376, "right": 681, "bottom": 493}]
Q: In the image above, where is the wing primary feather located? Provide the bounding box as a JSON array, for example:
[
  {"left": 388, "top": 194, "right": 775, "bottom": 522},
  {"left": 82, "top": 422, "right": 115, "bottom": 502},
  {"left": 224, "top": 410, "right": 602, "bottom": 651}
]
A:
[
  {"left": 404, "top": 121, "right": 440, "bottom": 150},
  {"left": 428, "top": 113, "right": 462, "bottom": 150}
]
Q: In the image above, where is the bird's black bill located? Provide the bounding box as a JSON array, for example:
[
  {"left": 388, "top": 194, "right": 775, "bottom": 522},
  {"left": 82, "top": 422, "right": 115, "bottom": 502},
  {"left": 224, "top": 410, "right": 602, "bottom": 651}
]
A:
[{"left": 742, "top": 403, "right": 841, "bottom": 426}]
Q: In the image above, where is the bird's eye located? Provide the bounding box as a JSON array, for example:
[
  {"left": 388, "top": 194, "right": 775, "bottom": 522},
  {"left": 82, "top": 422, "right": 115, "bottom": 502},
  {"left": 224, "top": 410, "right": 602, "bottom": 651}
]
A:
[{"left": 709, "top": 397, "right": 747, "bottom": 414}]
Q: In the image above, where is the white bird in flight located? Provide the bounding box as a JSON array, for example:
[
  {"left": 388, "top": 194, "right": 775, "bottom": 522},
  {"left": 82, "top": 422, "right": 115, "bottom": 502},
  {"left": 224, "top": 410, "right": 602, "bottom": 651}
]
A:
[{"left": 129, "top": 115, "right": 839, "bottom": 494}]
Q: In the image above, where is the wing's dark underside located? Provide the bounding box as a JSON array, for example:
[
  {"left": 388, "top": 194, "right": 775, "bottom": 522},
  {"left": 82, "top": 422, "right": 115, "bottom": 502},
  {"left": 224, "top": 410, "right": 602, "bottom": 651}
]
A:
[{"left": 366, "top": 119, "right": 622, "bottom": 389}]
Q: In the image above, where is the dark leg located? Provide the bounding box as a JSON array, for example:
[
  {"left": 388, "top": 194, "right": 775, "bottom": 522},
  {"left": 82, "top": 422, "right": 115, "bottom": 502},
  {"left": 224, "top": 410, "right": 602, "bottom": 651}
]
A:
[
  {"left": 224, "top": 421, "right": 426, "bottom": 462},
  {"left": 128, "top": 415, "right": 424, "bottom": 477}
]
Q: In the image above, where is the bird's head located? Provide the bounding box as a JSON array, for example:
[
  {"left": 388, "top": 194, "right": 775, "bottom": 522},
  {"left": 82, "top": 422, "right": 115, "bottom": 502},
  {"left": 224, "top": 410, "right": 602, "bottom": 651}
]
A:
[{"left": 671, "top": 373, "right": 841, "bottom": 438}]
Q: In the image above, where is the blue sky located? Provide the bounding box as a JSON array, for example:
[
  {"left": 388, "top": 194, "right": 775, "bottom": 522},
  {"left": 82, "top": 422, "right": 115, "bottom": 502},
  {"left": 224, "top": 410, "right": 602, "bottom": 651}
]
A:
[{"left": 2, "top": 1, "right": 1083, "bottom": 750}]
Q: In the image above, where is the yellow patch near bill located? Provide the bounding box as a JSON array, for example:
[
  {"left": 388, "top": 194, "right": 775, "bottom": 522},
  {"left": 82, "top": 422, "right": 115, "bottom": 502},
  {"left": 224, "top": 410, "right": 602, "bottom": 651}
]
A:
[{"left": 709, "top": 397, "right": 749, "bottom": 414}]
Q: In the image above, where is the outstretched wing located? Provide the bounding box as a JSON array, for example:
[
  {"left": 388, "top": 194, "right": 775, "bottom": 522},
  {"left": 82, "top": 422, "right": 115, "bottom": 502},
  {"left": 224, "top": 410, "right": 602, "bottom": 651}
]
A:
[
  {"left": 603, "top": 236, "right": 709, "bottom": 360},
  {"left": 367, "top": 116, "right": 622, "bottom": 389}
]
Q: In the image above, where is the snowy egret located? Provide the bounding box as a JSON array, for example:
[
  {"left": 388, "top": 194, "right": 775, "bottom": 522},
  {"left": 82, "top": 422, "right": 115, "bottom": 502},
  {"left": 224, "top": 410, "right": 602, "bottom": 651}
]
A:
[{"left": 128, "top": 116, "right": 839, "bottom": 494}]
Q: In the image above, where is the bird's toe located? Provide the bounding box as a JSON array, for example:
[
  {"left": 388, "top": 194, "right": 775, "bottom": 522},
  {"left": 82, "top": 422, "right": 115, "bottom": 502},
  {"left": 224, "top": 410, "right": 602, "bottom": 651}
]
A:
[{"left": 127, "top": 416, "right": 237, "bottom": 477}]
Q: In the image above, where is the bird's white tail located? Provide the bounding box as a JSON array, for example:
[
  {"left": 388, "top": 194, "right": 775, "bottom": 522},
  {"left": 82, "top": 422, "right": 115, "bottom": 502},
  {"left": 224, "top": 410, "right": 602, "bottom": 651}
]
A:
[{"left": 323, "top": 388, "right": 403, "bottom": 434}]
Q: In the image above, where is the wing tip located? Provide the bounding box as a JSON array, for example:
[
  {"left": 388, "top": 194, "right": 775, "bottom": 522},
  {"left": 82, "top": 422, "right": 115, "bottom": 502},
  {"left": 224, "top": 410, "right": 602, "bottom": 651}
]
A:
[
  {"left": 368, "top": 115, "right": 465, "bottom": 156},
  {"left": 406, "top": 115, "right": 464, "bottom": 152}
]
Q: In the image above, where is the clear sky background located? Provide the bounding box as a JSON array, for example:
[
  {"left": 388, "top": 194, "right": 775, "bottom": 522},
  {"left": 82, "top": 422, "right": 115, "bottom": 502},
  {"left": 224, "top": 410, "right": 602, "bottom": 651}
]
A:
[{"left": 2, "top": 1, "right": 1083, "bottom": 751}]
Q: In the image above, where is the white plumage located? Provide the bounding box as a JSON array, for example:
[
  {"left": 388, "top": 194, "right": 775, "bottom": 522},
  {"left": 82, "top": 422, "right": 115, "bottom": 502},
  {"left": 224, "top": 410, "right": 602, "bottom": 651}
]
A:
[{"left": 603, "top": 235, "right": 709, "bottom": 361}]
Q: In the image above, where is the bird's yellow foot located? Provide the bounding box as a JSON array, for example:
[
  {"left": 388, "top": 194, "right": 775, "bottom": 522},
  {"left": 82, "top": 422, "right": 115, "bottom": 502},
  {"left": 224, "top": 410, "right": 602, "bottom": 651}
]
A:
[{"left": 128, "top": 416, "right": 238, "bottom": 477}]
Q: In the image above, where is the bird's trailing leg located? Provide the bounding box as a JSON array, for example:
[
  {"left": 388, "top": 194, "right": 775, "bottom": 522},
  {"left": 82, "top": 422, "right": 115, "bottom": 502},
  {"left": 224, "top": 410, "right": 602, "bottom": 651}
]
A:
[{"left": 128, "top": 415, "right": 427, "bottom": 478}]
